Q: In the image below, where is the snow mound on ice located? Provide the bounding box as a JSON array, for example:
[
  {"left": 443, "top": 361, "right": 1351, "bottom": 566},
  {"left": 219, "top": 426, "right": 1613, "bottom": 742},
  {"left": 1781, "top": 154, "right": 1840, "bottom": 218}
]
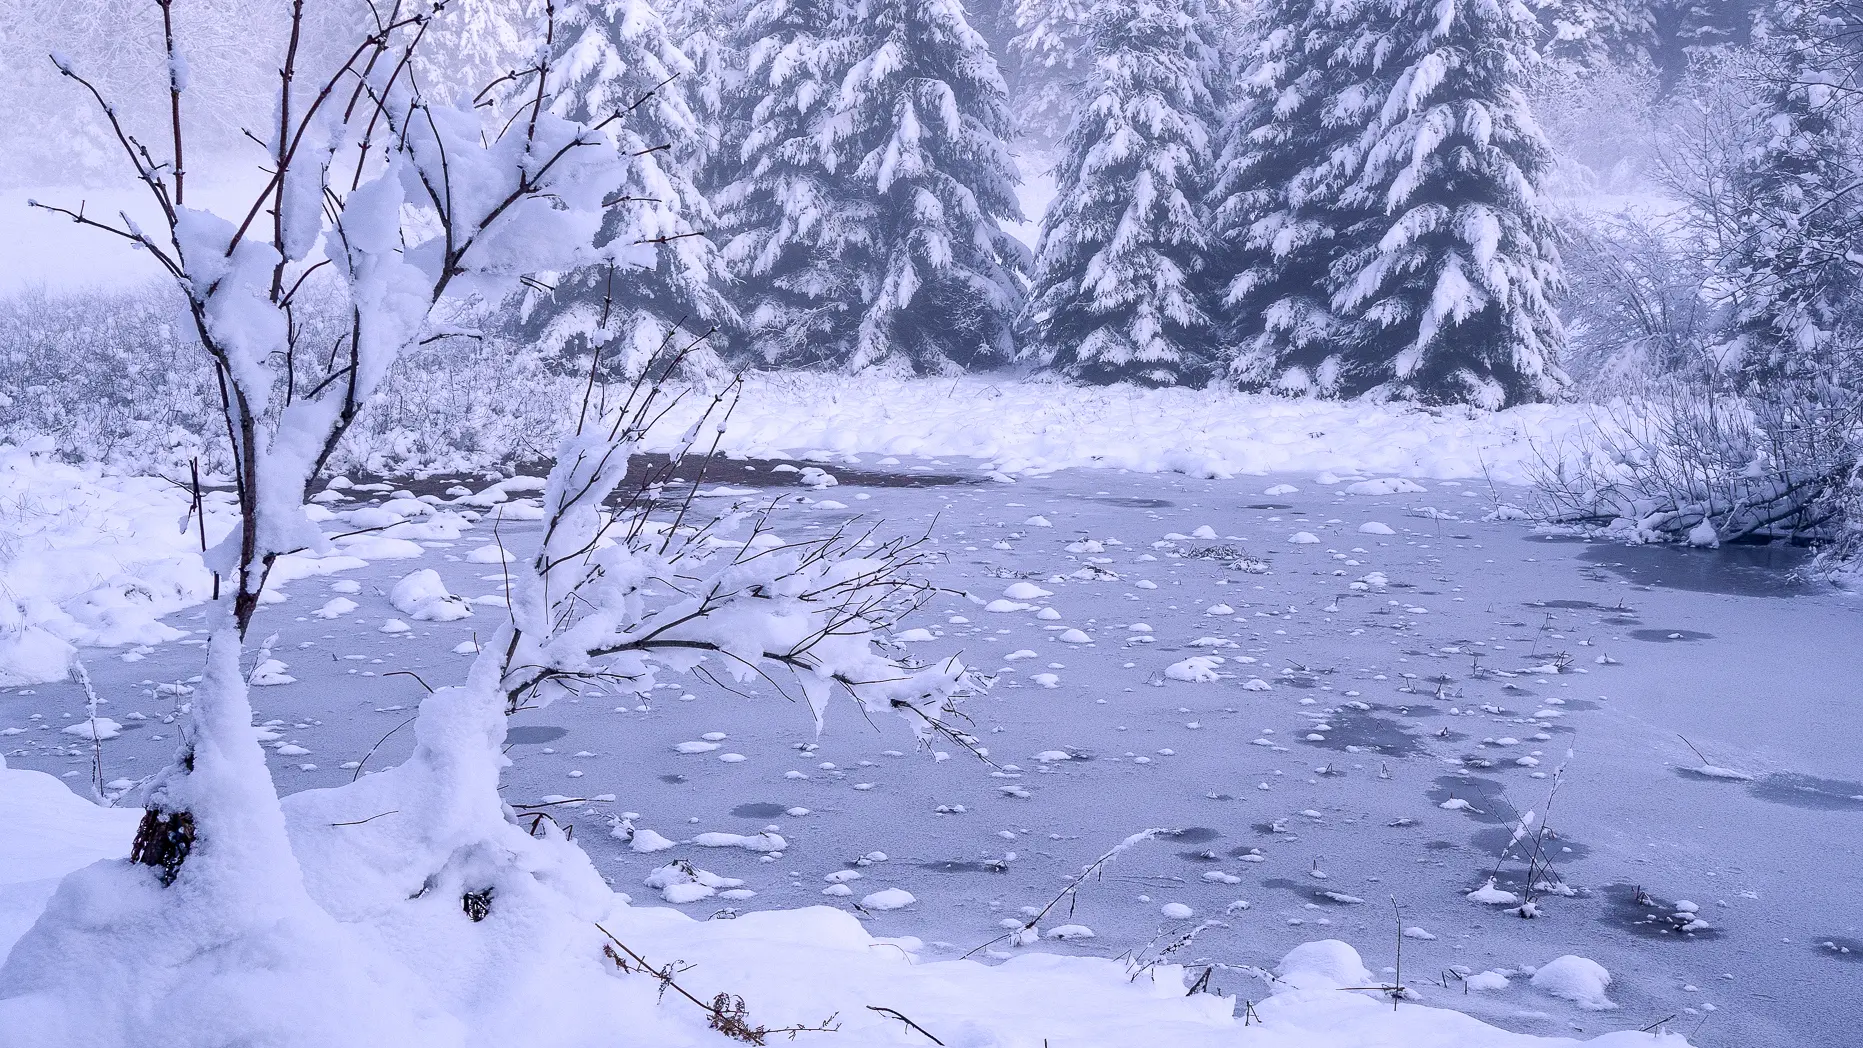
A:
[
  {"left": 390, "top": 570, "right": 472, "bottom": 622},
  {"left": 1166, "top": 657, "right": 1225, "bottom": 682},
  {"left": 1346, "top": 478, "right": 1426, "bottom": 495},
  {"left": 1274, "top": 940, "right": 1374, "bottom": 992},
  {"left": 859, "top": 888, "right": 916, "bottom": 911},
  {"left": 1531, "top": 955, "right": 1617, "bottom": 1010}
]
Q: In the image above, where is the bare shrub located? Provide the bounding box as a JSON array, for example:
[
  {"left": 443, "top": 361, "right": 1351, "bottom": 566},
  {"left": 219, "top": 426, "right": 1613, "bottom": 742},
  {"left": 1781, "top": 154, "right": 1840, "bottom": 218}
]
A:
[
  {"left": 0, "top": 282, "right": 578, "bottom": 477},
  {"left": 0, "top": 283, "right": 219, "bottom": 471},
  {"left": 1556, "top": 210, "right": 1728, "bottom": 396}
]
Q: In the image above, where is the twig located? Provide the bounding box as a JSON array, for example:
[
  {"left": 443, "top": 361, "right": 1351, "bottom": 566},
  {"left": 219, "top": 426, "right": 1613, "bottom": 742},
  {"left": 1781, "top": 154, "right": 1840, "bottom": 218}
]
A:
[
  {"left": 866, "top": 1007, "right": 943, "bottom": 1045},
  {"left": 329, "top": 810, "right": 399, "bottom": 827}
]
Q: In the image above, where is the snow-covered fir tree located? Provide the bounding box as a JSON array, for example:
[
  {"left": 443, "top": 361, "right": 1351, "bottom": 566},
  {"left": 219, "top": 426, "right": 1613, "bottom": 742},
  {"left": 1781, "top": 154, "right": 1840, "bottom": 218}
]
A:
[
  {"left": 662, "top": 0, "right": 746, "bottom": 184},
  {"left": 1008, "top": 0, "right": 1094, "bottom": 139},
  {"left": 523, "top": 0, "right": 736, "bottom": 379},
  {"left": 1538, "top": 0, "right": 1760, "bottom": 84},
  {"left": 1211, "top": 0, "right": 1566, "bottom": 407},
  {"left": 415, "top": 0, "right": 529, "bottom": 105},
  {"left": 1721, "top": 0, "right": 1863, "bottom": 380},
  {"left": 716, "top": 0, "right": 1027, "bottom": 372},
  {"left": 1205, "top": 4, "right": 1357, "bottom": 393},
  {"left": 1021, "top": 0, "right": 1216, "bottom": 386}
]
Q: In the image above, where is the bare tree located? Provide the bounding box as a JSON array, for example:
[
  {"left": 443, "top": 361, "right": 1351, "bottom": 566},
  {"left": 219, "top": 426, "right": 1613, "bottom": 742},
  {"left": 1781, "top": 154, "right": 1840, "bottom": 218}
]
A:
[{"left": 23, "top": 0, "right": 979, "bottom": 972}]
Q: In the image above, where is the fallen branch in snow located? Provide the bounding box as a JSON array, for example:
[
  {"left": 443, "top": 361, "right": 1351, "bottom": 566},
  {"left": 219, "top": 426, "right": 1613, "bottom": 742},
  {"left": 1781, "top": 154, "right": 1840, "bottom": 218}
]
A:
[
  {"left": 327, "top": 811, "right": 398, "bottom": 827},
  {"left": 596, "top": 924, "right": 840, "bottom": 1044}
]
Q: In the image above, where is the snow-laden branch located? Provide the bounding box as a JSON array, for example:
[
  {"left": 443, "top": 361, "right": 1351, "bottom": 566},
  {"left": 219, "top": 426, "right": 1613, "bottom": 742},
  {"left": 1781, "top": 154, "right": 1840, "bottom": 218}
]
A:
[{"left": 484, "top": 349, "right": 983, "bottom": 738}]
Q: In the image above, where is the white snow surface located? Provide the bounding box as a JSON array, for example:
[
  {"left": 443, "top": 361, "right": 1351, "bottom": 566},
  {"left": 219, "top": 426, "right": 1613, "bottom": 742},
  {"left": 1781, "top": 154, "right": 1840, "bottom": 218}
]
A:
[{"left": 645, "top": 376, "right": 1607, "bottom": 484}]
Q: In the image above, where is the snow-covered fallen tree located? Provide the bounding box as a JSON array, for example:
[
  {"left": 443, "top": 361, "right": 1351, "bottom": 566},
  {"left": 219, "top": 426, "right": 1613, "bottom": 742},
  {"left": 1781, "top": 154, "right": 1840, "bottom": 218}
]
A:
[{"left": 1525, "top": 380, "right": 1860, "bottom": 555}]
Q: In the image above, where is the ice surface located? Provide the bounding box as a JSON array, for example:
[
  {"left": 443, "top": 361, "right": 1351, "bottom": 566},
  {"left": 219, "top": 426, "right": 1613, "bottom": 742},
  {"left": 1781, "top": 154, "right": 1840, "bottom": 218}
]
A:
[{"left": 2, "top": 454, "right": 1857, "bottom": 1046}]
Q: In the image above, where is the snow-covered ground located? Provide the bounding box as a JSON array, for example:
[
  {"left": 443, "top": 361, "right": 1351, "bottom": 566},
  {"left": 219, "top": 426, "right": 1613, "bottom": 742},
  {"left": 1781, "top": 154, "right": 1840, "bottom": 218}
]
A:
[
  {"left": 646, "top": 375, "right": 1611, "bottom": 485},
  {"left": 4, "top": 446, "right": 1857, "bottom": 1046}
]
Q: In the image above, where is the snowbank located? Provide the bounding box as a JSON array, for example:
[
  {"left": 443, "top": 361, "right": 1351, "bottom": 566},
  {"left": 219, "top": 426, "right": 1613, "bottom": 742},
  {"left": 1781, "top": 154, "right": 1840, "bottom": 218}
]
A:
[
  {"left": 0, "top": 755, "right": 1678, "bottom": 1048},
  {"left": 0, "top": 756, "right": 143, "bottom": 961},
  {"left": 0, "top": 444, "right": 230, "bottom": 685},
  {"left": 656, "top": 375, "right": 1605, "bottom": 485}
]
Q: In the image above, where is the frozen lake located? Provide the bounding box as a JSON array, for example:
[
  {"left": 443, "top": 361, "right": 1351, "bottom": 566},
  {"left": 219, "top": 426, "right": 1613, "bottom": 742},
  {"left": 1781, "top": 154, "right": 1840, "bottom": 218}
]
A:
[{"left": 4, "top": 456, "right": 1859, "bottom": 1048}]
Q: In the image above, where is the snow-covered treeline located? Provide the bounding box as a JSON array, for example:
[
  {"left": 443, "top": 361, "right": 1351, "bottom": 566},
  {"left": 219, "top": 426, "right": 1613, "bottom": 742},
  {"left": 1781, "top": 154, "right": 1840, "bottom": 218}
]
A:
[{"left": 4, "top": 0, "right": 1843, "bottom": 410}]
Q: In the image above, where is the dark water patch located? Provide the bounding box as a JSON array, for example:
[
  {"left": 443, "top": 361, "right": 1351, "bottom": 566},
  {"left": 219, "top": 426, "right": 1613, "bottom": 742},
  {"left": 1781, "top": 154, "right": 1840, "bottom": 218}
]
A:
[
  {"left": 1425, "top": 840, "right": 1461, "bottom": 851},
  {"left": 1598, "top": 883, "right": 1724, "bottom": 941},
  {"left": 335, "top": 469, "right": 499, "bottom": 500},
  {"left": 1246, "top": 503, "right": 1293, "bottom": 511},
  {"left": 1427, "top": 775, "right": 1511, "bottom": 824},
  {"left": 1278, "top": 676, "right": 1319, "bottom": 689},
  {"left": 1470, "top": 826, "right": 1591, "bottom": 862},
  {"left": 1579, "top": 542, "right": 1812, "bottom": 598},
  {"left": 1071, "top": 495, "right": 1174, "bottom": 509},
  {"left": 917, "top": 859, "right": 1010, "bottom": 874},
  {"left": 1602, "top": 615, "right": 1643, "bottom": 626},
  {"left": 1304, "top": 889, "right": 1371, "bottom": 906},
  {"left": 505, "top": 725, "right": 568, "bottom": 745},
  {"left": 730, "top": 802, "right": 788, "bottom": 818},
  {"left": 658, "top": 774, "right": 687, "bottom": 784},
  {"left": 1629, "top": 629, "right": 1714, "bottom": 643},
  {"left": 1297, "top": 712, "right": 1421, "bottom": 757},
  {"left": 1748, "top": 772, "right": 1863, "bottom": 811},
  {"left": 1169, "top": 826, "right": 1222, "bottom": 843},
  {"left": 1813, "top": 936, "right": 1863, "bottom": 962}
]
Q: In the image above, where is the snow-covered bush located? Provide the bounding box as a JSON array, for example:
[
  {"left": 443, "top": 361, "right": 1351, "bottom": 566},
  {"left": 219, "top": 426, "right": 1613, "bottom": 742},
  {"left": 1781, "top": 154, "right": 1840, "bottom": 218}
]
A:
[{"left": 0, "top": 285, "right": 219, "bottom": 473}]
